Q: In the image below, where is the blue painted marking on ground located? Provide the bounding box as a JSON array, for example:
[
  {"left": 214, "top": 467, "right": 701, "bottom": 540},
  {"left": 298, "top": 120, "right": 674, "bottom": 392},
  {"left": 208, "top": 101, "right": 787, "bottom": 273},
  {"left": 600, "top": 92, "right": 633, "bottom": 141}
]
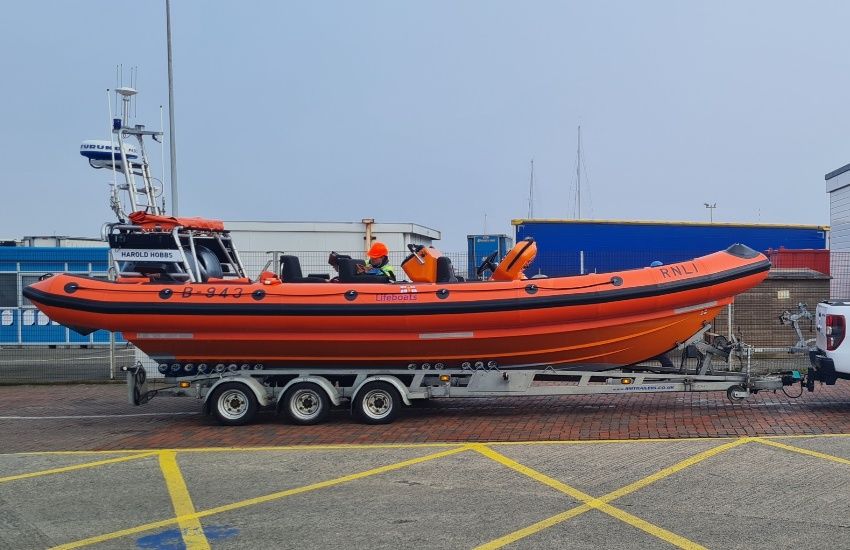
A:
[{"left": 136, "top": 525, "right": 239, "bottom": 549}]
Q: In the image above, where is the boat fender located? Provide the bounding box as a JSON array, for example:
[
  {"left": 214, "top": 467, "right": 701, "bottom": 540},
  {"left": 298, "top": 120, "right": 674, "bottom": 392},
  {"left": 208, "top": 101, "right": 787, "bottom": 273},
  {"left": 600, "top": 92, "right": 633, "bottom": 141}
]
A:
[
  {"left": 350, "top": 376, "right": 412, "bottom": 407},
  {"left": 203, "top": 376, "right": 270, "bottom": 412},
  {"left": 277, "top": 376, "right": 341, "bottom": 409}
]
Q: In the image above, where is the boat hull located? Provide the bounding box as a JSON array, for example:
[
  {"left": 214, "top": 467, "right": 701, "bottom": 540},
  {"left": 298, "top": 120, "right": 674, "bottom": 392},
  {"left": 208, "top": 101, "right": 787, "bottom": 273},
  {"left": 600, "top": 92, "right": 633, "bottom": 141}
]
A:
[{"left": 23, "top": 245, "right": 770, "bottom": 370}]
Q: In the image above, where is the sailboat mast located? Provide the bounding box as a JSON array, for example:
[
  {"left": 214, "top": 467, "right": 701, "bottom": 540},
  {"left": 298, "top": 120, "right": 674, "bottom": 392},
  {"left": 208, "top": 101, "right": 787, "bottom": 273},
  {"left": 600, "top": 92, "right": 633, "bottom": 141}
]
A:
[
  {"left": 528, "top": 158, "right": 535, "bottom": 219},
  {"left": 576, "top": 125, "right": 581, "bottom": 220}
]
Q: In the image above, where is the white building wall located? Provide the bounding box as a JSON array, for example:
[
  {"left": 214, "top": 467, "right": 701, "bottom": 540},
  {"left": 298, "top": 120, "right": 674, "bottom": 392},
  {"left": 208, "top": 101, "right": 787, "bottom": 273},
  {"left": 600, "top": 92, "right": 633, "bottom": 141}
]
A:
[
  {"left": 222, "top": 220, "right": 442, "bottom": 277},
  {"left": 224, "top": 221, "right": 440, "bottom": 254},
  {"left": 827, "top": 167, "right": 850, "bottom": 297}
]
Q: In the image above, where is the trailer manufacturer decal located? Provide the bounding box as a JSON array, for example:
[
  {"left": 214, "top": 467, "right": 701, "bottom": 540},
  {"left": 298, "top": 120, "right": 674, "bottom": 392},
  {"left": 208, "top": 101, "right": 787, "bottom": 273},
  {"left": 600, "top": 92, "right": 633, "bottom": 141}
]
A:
[{"left": 612, "top": 384, "right": 676, "bottom": 392}]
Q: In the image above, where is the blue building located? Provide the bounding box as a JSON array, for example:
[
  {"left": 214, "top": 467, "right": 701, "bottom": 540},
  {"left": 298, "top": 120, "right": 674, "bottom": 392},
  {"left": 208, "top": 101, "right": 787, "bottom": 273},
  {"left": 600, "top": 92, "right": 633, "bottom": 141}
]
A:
[
  {"left": 513, "top": 219, "right": 828, "bottom": 277},
  {"left": 0, "top": 247, "right": 123, "bottom": 345},
  {"left": 467, "top": 234, "right": 513, "bottom": 280}
]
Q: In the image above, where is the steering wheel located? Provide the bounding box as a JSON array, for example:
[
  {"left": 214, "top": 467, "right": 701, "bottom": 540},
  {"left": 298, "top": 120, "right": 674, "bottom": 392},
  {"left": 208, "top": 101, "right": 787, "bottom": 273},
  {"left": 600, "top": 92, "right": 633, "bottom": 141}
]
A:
[{"left": 476, "top": 251, "right": 500, "bottom": 278}]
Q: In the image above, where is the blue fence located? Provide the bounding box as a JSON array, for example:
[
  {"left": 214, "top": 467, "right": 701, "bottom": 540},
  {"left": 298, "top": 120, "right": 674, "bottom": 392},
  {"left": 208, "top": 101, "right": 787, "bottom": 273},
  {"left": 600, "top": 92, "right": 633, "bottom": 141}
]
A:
[{"left": 0, "top": 247, "right": 124, "bottom": 345}]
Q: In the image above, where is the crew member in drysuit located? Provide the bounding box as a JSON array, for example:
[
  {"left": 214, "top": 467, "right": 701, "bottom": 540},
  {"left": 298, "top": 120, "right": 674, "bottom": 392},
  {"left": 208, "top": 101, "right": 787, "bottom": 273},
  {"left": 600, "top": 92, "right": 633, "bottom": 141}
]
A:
[{"left": 359, "top": 242, "right": 396, "bottom": 281}]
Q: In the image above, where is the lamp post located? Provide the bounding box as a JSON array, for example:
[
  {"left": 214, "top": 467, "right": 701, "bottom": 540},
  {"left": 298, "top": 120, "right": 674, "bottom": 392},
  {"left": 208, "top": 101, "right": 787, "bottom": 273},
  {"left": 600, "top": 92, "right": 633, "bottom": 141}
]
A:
[
  {"left": 704, "top": 202, "right": 717, "bottom": 223},
  {"left": 165, "top": 0, "right": 178, "bottom": 215}
]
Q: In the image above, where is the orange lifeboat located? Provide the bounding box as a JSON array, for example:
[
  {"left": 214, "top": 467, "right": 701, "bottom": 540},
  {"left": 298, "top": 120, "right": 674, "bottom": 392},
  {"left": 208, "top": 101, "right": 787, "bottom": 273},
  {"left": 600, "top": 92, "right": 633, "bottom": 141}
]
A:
[{"left": 22, "top": 215, "right": 770, "bottom": 374}]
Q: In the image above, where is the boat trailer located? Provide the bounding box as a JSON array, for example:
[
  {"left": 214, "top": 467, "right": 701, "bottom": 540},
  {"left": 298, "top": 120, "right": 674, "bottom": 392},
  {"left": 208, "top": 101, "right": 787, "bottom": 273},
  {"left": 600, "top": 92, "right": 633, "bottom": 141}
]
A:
[{"left": 123, "top": 323, "right": 805, "bottom": 426}]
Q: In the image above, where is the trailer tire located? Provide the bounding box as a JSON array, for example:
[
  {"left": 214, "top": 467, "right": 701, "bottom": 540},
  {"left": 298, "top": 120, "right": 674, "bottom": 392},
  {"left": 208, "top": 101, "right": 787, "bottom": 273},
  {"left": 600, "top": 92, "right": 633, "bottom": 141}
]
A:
[
  {"left": 353, "top": 381, "right": 402, "bottom": 424},
  {"left": 211, "top": 382, "right": 258, "bottom": 425},
  {"left": 281, "top": 382, "right": 330, "bottom": 425}
]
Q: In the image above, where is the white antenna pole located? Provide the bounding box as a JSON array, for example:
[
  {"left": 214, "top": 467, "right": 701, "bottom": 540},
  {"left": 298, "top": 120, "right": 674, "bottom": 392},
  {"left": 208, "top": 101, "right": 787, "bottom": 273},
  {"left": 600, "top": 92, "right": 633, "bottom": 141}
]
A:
[
  {"left": 106, "top": 89, "right": 121, "bottom": 218},
  {"left": 166, "top": 0, "right": 179, "bottom": 216},
  {"left": 528, "top": 158, "right": 534, "bottom": 219},
  {"left": 106, "top": 90, "right": 118, "bottom": 189}
]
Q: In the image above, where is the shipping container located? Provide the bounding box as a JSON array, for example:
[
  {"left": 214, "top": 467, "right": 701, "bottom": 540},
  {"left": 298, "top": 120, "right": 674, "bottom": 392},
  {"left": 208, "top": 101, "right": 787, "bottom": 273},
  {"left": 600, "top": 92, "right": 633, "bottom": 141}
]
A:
[
  {"left": 513, "top": 219, "right": 828, "bottom": 277},
  {"left": 467, "top": 234, "right": 513, "bottom": 279}
]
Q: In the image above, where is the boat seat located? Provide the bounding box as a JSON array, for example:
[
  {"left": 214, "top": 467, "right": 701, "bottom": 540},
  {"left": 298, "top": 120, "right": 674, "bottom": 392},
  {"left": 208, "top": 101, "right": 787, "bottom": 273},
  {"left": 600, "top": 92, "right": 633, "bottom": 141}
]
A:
[
  {"left": 436, "top": 256, "right": 459, "bottom": 283},
  {"left": 338, "top": 258, "right": 390, "bottom": 284},
  {"left": 280, "top": 255, "right": 327, "bottom": 283},
  {"left": 492, "top": 238, "right": 537, "bottom": 281}
]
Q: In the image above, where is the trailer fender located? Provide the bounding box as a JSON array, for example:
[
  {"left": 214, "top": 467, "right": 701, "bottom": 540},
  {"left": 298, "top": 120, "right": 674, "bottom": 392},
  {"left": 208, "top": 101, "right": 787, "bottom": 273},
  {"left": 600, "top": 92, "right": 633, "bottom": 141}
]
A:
[
  {"left": 351, "top": 376, "right": 412, "bottom": 407},
  {"left": 203, "top": 377, "right": 270, "bottom": 414},
  {"left": 276, "top": 376, "right": 342, "bottom": 410}
]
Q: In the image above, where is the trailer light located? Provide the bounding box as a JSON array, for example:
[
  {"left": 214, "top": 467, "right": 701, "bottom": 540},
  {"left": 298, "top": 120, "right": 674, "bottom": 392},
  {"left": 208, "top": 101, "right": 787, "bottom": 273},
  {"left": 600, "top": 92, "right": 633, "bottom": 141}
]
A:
[
  {"left": 827, "top": 314, "right": 846, "bottom": 351},
  {"left": 621, "top": 378, "right": 634, "bottom": 385},
  {"left": 178, "top": 381, "right": 191, "bottom": 388},
  {"left": 439, "top": 374, "right": 451, "bottom": 382}
]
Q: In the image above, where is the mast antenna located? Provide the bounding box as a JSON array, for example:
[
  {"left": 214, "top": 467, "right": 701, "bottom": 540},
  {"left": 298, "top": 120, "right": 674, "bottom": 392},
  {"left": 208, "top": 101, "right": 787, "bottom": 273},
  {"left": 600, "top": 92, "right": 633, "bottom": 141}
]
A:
[{"left": 528, "top": 158, "right": 535, "bottom": 219}]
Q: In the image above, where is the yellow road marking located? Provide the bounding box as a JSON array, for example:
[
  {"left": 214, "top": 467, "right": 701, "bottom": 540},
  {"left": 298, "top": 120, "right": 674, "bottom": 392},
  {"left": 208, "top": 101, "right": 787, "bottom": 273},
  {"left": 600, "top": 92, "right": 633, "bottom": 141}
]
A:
[
  {"left": 159, "top": 451, "right": 210, "bottom": 550},
  {"left": 600, "top": 437, "right": 751, "bottom": 502},
  {"left": 475, "top": 439, "right": 751, "bottom": 549},
  {"left": 472, "top": 445, "right": 706, "bottom": 550},
  {"left": 51, "top": 446, "right": 470, "bottom": 549},
  {"left": 756, "top": 438, "right": 850, "bottom": 466},
  {"left": 0, "top": 452, "right": 158, "bottom": 483}
]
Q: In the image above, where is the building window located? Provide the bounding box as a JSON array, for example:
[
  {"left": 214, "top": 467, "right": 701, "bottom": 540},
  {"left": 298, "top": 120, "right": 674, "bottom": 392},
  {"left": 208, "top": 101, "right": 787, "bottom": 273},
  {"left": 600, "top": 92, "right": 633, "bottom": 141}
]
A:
[
  {"left": 20, "top": 275, "right": 41, "bottom": 307},
  {"left": 0, "top": 274, "right": 17, "bottom": 307}
]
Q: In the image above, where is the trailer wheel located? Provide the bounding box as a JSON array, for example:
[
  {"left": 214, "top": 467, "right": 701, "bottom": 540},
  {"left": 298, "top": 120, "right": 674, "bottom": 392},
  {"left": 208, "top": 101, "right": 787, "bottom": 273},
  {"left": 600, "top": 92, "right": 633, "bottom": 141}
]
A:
[
  {"left": 211, "top": 382, "right": 258, "bottom": 425},
  {"left": 353, "top": 381, "right": 402, "bottom": 424},
  {"left": 281, "top": 383, "right": 330, "bottom": 425},
  {"left": 727, "top": 384, "right": 748, "bottom": 402}
]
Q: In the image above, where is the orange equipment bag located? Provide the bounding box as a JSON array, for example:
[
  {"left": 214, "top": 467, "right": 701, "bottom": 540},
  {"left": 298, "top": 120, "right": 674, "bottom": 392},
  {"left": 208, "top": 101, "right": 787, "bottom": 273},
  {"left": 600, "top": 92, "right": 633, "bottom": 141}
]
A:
[
  {"left": 401, "top": 246, "right": 442, "bottom": 283},
  {"left": 492, "top": 238, "right": 537, "bottom": 281}
]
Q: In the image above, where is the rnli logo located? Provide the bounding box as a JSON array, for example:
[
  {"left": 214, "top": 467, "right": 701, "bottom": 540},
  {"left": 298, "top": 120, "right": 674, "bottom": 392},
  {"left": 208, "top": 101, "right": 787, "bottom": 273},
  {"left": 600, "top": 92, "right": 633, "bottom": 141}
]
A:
[{"left": 658, "top": 262, "right": 699, "bottom": 279}]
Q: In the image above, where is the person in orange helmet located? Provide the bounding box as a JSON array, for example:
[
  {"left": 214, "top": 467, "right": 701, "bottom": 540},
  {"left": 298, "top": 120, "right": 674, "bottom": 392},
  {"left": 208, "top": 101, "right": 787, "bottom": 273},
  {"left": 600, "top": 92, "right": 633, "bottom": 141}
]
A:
[{"left": 359, "top": 241, "right": 396, "bottom": 281}]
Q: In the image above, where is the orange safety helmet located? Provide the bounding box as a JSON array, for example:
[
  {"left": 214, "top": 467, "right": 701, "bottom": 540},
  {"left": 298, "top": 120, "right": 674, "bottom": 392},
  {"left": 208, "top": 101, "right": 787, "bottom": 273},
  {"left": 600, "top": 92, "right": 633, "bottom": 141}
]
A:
[{"left": 367, "top": 242, "right": 389, "bottom": 259}]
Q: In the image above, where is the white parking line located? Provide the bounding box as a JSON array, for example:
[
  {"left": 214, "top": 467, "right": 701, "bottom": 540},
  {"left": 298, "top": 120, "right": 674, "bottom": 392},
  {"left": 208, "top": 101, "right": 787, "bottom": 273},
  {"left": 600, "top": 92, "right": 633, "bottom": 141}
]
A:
[
  {"left": 0, "top": 353, "right": 134, "bottom": 365},
  {"left": 0, "top": 412, "right": 199, "bottom": 420}
]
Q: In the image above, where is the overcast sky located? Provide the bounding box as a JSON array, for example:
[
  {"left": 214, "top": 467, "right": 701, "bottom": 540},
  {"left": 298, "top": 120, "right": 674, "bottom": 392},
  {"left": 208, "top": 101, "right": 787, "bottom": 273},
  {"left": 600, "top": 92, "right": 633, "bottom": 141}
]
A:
[{"left": 0, "top": 1, "right": 846, "bottom": 250}]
